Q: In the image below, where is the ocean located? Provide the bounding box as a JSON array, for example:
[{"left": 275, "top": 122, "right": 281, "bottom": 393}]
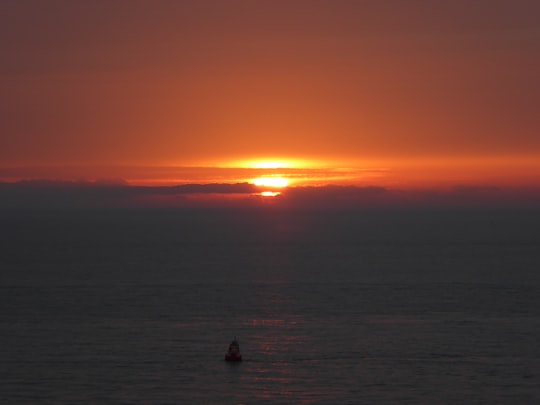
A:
[{"left": 1, "top": 208, "right": 539, "bottom": 403}]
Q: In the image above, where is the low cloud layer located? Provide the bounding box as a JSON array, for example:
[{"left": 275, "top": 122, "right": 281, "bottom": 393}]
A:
[{"left": 1, "top": 180, "right": 539, "bottom": 211}]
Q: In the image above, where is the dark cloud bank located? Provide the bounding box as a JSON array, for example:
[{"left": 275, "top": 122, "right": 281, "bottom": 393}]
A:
[{"left": 1, "top": 180, "right": 540, "bottom": 211}]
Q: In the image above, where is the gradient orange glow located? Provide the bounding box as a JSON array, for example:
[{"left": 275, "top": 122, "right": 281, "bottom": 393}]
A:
[
  {"left": 1, "top": 154, "right": 539, "bottom": 190},
  {"left": 0, "top": 1, "right": 539, "bottom": 197}
]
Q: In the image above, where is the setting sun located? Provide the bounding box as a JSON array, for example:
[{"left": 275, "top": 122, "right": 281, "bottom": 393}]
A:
[{"left": 253, "top": 177, "right": 289, "bottom": 188}]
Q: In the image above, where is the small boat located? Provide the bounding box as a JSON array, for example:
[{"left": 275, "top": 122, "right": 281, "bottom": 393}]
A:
[{"left": 225, "top": 337, "right": 242, "bottom": 362}]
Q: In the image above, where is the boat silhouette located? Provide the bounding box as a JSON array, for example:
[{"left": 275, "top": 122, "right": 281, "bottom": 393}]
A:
[{"left": 225, "top": 337, "right": 242, "bottom": 361}]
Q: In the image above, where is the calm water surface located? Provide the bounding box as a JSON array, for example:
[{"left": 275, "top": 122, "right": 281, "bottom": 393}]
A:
[
  {"left": 1, "top": 209, "right": 539, "bottom": 403},
  {"left": 1, "top": 283, "right": 539, "bottom": 404}
]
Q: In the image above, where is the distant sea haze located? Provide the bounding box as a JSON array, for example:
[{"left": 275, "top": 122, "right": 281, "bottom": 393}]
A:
[{"left": 1, "top": 206, "right": 539, "bottom": 285}]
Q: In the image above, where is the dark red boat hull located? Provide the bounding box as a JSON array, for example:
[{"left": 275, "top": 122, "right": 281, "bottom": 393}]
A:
[{"left": 224, "top": 354, "right": 242, "bottom": 362}]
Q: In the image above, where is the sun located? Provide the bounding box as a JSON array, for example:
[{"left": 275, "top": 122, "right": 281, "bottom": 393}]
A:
[
  {"left": 252, "top": 175, "right": 289, "bottom": 197},
  {"left": 253, "top": 177, "right": 289, "bottom": 188}
]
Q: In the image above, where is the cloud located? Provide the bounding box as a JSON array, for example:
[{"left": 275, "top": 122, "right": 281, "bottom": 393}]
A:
[
  {"left": 0, "top": 180, "right": 258, "bottom": 210},
  {"left": 1, "top": 180, "right": 539, "bottom": 211}
]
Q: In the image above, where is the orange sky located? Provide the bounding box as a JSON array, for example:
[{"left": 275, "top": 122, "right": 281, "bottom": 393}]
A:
[{"left": 1, "top": 0, "right": 539, "bottom": 189}]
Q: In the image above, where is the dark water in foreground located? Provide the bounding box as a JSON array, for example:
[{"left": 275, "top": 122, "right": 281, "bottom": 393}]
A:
[
  {"left": 1, "top": 283, "right": 539, "bottom": 404},
  {"left": 1, "top": 209, "right": 539, "bottom": 403}
]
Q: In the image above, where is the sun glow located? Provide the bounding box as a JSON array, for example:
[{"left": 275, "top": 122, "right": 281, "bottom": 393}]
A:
[
  {"left": 253, "top": 177, "right": 289, "bottom": 188},
  {"left": 251, "top": 161, "right": 289, "bottom": 169},
  {"left": 226, "top": 157, "right": 317, "bottom": 169}
]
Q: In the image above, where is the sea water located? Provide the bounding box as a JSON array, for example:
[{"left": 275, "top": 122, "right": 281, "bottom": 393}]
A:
[{"left": 1, "top": 209, "right": 539, "bottom": 403}]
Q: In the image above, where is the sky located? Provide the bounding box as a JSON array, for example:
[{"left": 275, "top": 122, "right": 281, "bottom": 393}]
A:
[{"left": 1, "top": 0, "right": 539, "bottom": 196}]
